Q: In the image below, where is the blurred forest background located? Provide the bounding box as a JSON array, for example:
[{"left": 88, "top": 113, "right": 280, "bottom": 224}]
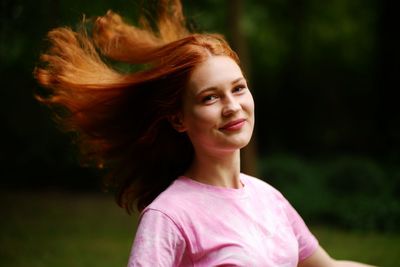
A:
[{"left": 1, "top": 0, "right": 399, "bottom": 266}]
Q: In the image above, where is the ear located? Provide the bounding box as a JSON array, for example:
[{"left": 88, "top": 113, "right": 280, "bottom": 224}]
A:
[{"left": 168, "top": 113, "right": 186, "bottom": 132}]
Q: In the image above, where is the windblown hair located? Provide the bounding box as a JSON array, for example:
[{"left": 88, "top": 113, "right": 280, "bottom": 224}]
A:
[{"left": 35, "top": 0, "right": 239, "bottom": 213}]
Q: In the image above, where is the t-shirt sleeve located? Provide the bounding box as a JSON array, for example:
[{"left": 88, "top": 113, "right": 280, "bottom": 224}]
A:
[
  {"left": 279, "top": 193, "right": 319, "bottom": 261},
  {"left": 127, "top": 208, "right": 186, "bottom": 267}
]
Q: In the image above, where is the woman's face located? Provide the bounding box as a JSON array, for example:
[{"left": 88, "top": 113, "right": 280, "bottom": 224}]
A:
[{"left": 176, "top": 55, "right": 254, "bottom": 155}]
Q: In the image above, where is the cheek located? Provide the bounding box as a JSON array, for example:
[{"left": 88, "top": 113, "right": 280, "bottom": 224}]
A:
[
  {"left": 184, "top": 108, "right": 220, "bottom": 146},
  {"left": 189, "top": 106, "right": 220, "bottom": 128},
  {"left": 243, "top": 94, "right": 255, "bottom": 116}
]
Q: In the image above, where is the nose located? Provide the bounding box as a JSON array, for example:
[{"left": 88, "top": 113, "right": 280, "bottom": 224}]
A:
[{"left": 222, "top": 95, "right": 241, "bottom": 117}]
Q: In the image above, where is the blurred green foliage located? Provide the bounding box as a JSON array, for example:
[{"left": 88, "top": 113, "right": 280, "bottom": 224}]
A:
[{"left": 260, "top": 154, "right": 400, "bottom": 232}]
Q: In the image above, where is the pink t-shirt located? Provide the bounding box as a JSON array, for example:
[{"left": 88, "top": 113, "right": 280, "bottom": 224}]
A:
[{"left": 128, "top": 173, "right": 318, "bottom": 266}]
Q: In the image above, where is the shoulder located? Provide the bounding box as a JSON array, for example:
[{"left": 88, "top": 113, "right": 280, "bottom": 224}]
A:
[
  {"left": 241, "top": 173, "right": 292, "bottom": 214},
  {"left": 146, "top": 177, "right": 193, "bottom": 206},
  {"left": 140, "top": 177, "right": 198, "bottom": 221},
  {"left": 241, "top": 173, "right": 285, "bottom": 199},
  {"left": 131, "top": 207, "right": 188, "bottom": 266},
  {"left": 138, "top": 208, "right": 181, "bottom": 233},
  {"left": 241, "top": 172, "right": 274, "bottom": 189}
]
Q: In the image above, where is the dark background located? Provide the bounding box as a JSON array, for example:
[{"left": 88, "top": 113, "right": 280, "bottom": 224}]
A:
[{"left": 1, "top": 0, "right": 399, "bottom": 232}]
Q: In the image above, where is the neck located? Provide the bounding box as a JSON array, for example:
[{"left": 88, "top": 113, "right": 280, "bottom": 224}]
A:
[{"left": 184, "top": 149, "right": 242, "bottom": 189}]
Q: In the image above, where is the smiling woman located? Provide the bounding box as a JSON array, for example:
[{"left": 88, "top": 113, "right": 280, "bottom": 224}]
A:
[
  {"left": 34, "top": 0, "right": 376, "bottom": 266},
  {"left": 175, "top": 56, "right": 255, "bottom": 173}
]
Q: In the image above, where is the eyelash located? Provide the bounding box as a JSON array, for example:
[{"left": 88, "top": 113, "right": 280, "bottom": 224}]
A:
[
  {"left": 202, "top": 95, "right": 218, "bottom": 103},
  {"left": 201, "top": 84, "right": 247, "bottom": 103},
  {"left": 233, "top": 85, "right": 246, "bottom": 93}
]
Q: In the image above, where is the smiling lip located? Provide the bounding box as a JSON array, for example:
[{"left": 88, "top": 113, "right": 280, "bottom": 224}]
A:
[{"left": 219, "top": 118, "right": 246, "bottom": 131}]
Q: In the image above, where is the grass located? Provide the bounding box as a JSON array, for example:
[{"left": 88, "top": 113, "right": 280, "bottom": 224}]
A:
[
  {"left": 0, "top": 191, "right": 136, "bottom": 267},
  {"left": 0, "top": 191, "right": 398, "bottom": 266},
  {"left": 312, "top": 226, "right": 399, "bottom": 266}
]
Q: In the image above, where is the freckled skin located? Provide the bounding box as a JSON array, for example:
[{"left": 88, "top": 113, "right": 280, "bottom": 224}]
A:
[{"left": 180, "top": 56, "right": 255, "bottom": 156}]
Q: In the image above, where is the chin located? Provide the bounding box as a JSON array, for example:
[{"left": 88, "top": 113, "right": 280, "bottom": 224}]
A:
[
  {"left": 238, "top": 139, "right": 252, "bottom": 149},
  {"left": 224, "top": 136, "right": 252, "bottom": 150}
]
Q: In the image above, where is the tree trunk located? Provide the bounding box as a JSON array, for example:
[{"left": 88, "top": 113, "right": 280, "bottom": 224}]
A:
[{"left": 227, "top": 0, "right": 258, "bottom": 176}]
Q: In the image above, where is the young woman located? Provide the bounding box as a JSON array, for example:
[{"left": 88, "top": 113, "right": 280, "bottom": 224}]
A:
[{"left": 35, "top": 0, "right": 376, "bottom": 266}]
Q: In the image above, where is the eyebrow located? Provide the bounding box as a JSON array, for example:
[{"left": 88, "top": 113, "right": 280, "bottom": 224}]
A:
[{"left": 196, "top": 77, "right": 246, "bottom": 96}]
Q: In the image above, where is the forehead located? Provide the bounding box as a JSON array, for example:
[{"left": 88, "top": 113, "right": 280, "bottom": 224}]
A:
[{"left": 187, "top": 56, "right": 243, "bottom": 95}]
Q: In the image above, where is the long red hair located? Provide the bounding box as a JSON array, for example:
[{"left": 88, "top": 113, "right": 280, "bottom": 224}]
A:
[{"left": 35, "top": 0, "right": 239, "bottom": 212}]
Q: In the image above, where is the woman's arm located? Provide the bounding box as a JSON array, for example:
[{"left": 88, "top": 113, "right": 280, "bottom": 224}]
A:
[
  {"left": 128, "top": 209, "right": 186, "bottom": 267},
  {"left": 298, "top": 246, "right": 378, "bottom": 267}
]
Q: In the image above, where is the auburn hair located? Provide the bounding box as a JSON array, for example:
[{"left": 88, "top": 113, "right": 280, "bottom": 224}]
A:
[{"left": 35, "top": 0, "right": 239, "bottom": 213}]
